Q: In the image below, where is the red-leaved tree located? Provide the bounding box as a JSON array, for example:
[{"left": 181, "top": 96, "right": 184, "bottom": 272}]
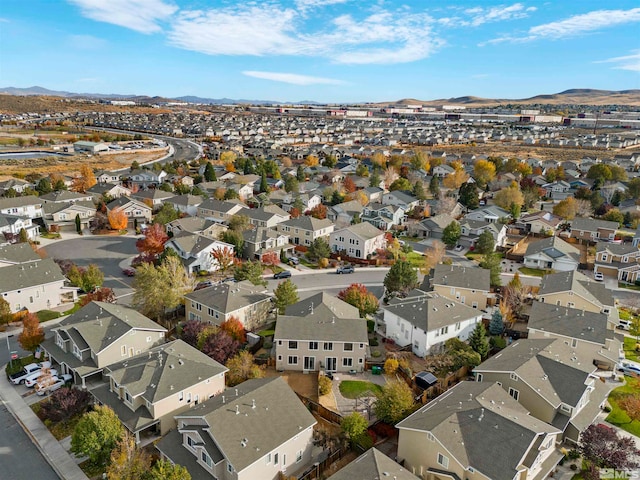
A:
[
  {"left": 181, "top": 320, "right": 206, "bottom": 348},
  {"left": 308, "top": 204, "right": 327, "bottom": 219},
  {"left": 337, "top": 283, "right": 379, "bottom": 318},
  {"left": 220, "top": 316, "right": 246, "bottom": 344},
  {"left": 202, "top": 331, "right": 240, "bottom": 364},
  {"left": 211, "top": 246, "right": 237, "bottom": 275},
  {"left": 343, "top": 176, "right": 356, "bottom": 193},
  {"left": 135, "top": 223, "right": 168, "bottom": 261},
  {"left": 261, "top": 251, "right": 279, "bottom": 267},
  {"left": 580, "top": 423, "right": 640, "bottom": 472},
  {"left": 18, "top": 313, "right": 45, "bottom": 352},
  {"left": 79, "top": 287, "right": 116, "bottom": 306}
]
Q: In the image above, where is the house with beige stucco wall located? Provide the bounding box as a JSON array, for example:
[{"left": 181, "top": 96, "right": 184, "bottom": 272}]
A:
[
  {"left": 156, "top": 377, "right": 317, "bottom": 480},
  {"left": 90, "top": 339, "right": 227, "bottom": 443},
  {"left": 594, "top": 242, "right": 640, "bottom": 284},
  {"left": 396, "top": 381, "right": 564, "bottom": 480},
  {"left": 422, "top": 264, "right": 491, "bottom": 310}
]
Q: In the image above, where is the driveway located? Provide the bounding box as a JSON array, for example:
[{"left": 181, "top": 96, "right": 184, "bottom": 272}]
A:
[{"left": 41, "top": 235, "right": 139, "bottom": 304}]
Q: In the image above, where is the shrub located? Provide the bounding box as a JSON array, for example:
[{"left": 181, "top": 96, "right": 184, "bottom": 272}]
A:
[
  {"left": 384, "top": 358, "right": 399, "bottom": 375},
  {"left": 490, "top": 336, "right": 507, "bottom": 350},
  {"left": 372, "top": 351, "right": 382, "bottom": 358},
  {"left": 318, "top": 376, "right": 332, "bottom": 396},
  {"left": 367, "top": 319, "right": 375, "bottom": 333},
  {"left": 369, "top": 337, "right": 379, "bottom": 346},
  {"left": 353, "top": 431, "right": 374, "bottom": 450},
  {"left": 40, "top": 387, "right": 91, "bottom": 423}
]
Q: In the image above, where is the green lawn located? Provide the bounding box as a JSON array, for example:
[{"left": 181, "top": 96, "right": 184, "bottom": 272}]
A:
[
  {"left": 619, "top": 282, "right": 640, "bottom": 291},
  {"left": 36, "top": 310, "right": 61, "bottom": 323},
  {"left": 518, "top": 267, "right": 552, "bottom": 277},
  {"left": 606, "top": 376, "right": 640, "bottom": 437},
  {"left": 623, "top": 337, "right": 640, "bottom": 363},
  {"left": 339, "top": 380, "right": 383, "bottom": 399}
]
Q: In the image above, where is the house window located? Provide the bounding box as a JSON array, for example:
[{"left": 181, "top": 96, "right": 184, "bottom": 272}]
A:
[
  {"left": 344, "top": 343, "right": 353, "bottom": 351},
  {"left": 510, "top": 373, "right": 518, "bottom": 381},
  {"left": 121, "top": 345, "right": 127, "bottom": 356},
  {"left": 125, "top": 391, "right": 132, "bottom": 403},
  {"left": 437, "top": 453, "right": 449, "bottom": 468},
  {"left": 179, "top": 391, "right": 183, "bottom": 401},
  {"left": 289, "top": 341, "right": 298, "bottom": 349},
  {"left": 274, "top": 453, "right": 279, "bottom": 465},
  {"left": 602, "top": 254, "right": 608, "bottom": 262},
  {"left": 146, "top": 336, "right": 151, "bottom": 342},
  {"left": 227, "top": 463, "right": 233, "bottom": 473},
  {"left": 187, "top": 393, "right": 192, "bottom": 403},
  {"left": 476, "top": 373, "right": 483, "bottom": 382},
  {"left": 208, "top": 308, "right": 214, "bottom": 316},
  {"left": 288, "top": 356, "right": 298, "bottom": 365},
  {"left": 296, "top": 450, "right": 303, "bottom": 462},
  {"left": 450, "top": 287, "right": 455, "bottom": 295},
  {"left": 343, "top": 358, "right": 353, "bottom": 367},
  {"left": 266, "top": 453, "right": 271, "bottom": 464},
  {"left": 509, "top": 387, "right": 519, "bottom": 401},
  {"left": 195, "top": 303, "right": 202, "bottom": 311},
  {"left": 201, "top": 451, "right": 212, "bottom": 468},
  {"left": 571, "top": 339, "right": 577, "bottom": 348},
  {"left": 309, "top": 341, "right": 318, "bottom": 350},
  {"left": 455, "top": 322, "right": 461, "bottom": 331},
  {"left": 440, "top": 326, "right": 448, "bottom": 335},
  {"left": 186, "top": 436, "right": 195, "bottom": 448},
  {"left": 560, "top": 404, "right": 572, "bottom": 414},
  {"left": 324, "top": 342, "right": 333, "bottom": 351},
  {"left": 472, "top": 302, "right": 478, "bottom": 309},
  {"left": 426, "top": 432, "right": 435, "bottom": 442}
]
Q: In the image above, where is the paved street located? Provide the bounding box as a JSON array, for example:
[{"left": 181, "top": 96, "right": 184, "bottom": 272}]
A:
[{"left": 0, "top": 401, "right": 59, "bottom": 480}]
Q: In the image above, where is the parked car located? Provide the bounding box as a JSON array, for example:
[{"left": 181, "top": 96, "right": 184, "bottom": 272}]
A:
[
  {"left": 122, "top": 267, "right": 136, "bottom": 277},
  {"left": 336, "top": 265, "right": 355, "bottom": 274},
  {"left": 24, "top": 368, "right": 58, "bottom": 388},
  {"left": 618, "top": 320, "right": 632, "bottom": 330},
  {"left": 454, "top": 245, "right": 464, "bottom": 252},
  {"left": 288, "top": 256, "right": 300, "bottom": 265},
  {"left": 35, "top": 373, "right": 73, "bottom": 396},
  {"left": 9, "top": 361, "right": 51, "bottom": 385},
  {"left": 618, "top": 362, "right": 640, "bottom": 377},
  {"left": 273, "top": 270, "right": 292, "bottom": 279},
  {"left": 594, "top": 272, "right": 604, "bottom": 282},
  {"left": 194, "top": 280, "right": 214, "bottom": 291}
]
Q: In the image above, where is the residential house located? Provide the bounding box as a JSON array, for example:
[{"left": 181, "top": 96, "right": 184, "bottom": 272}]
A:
[
  {"left": 276, "top": 216, "right": 334, "bottom": 247},
  {"left": 279, "top": 193, "right": 322, "bottom": 214},
  {"left": 126, "top": 169, "right": 167, "bottom": 189},
  {"left": 633, "top": 227, "right": 640, "bottom": 248},
  {"left": 396, "top": 381, "right": 563, "bottom": 480},
  {"left": 284, "top": 291, "right": 361, "bottom": 320},
  {"left": 274, "top": 306, "right": 368, "bottom": 373},
  {"left": 459, "top": 218, "right": 508, "bottom": 249},
  {"left": 327, "top": 200, "right": 364, "bottom": 228},
  {"left": 95, "top": 171, "right": 122, "bottom": 185},
  {"left": 0, "top": 178, "right": 33, "bottom": 195},
  {"left": 131, "top": 189, "right": 176, "bottom": 209},
  {"left": 517, "top": 211, "right": 563, "bottom": 235},
  {"left": 42, "top": 201, "right": 95, "bottom": 232},
  {"left": 0, "top": 258, "right": 75, "bottom": 313},
  {"left": 382, "top": 291, "right": 482, "bottom": 356},
  {"left": 594, "top": 242, "right": 640, "bottom": 284},
  {"left": 423, "top": 264, "right": 491, "bottom": 310},
  {"left": 0, "top": 214, "right": 40, "bottom": 242},
  {"left": 538, "top": 270, "right": 618, "bottom": 323},
  {"left": 382, "top": 191, "right": 420, "bottom": 212},
  {"left": 407, "top": 213, "right": 455, "bottom": 239},
  {"left": 40, "top": 190, "right": 94, "bottom": 204},
  {"left": 91, "top": 339, "right": 227, "bottom": 442},
  {"left": 327, "top": 449, "right": 419, "bottom": 480},
  {"left": 431, "top": 164, "right": 454, "bottom": 178},
  {"left": 41, "top": 302, "right": 167, "bottom": 387},
  {"left": 523, "top": 236, "right": 581, "bottom": 272},
  {"left": 542, "top": 180, "right": 572, "bottom": 200},
  {"left": 156, "top": 377, "right": 317, "bottom": 480},
  {"left": 166, "top": 217, "right": 227, "bottom": 239},
  {"left": 0, "top": 195, "right": 43, "bottom": 219},
  {"left": 569, "top": 218, "right": 618, "bottom": 243},
  {"left": 166, "top": 194, "right": 205, "bottom": 217},
  {"left": 0, "top": 243, "right": 41, "bottom": 268},
  {"left": 361, "top": 203, "right": 405, "bottom": 230},
  {"left": 242, "top": 227, "right": 291, "bottom": 260},
  {"left": 197, "top": 199, "right": 248, "bottom": 224},
  {"left": 330, "top": 222, "right": 386, "bottom": 260},
  {"left": 106, "top": 196, "right": 153, "bottom": 227},
  {"left": 361, "top": 186, "right": 384, "bottom": 204},
  {"left": 527, "top": 301, "right": 622, "bottom": 369},
  {"left": 165, "top": 233, "right": 235, "bottom": 274},
  {"left": 245, "top": 205, "right": 290, "bottom": 229},
  {"left": 463, "top": 205, "right": 509, "bottom": 223},
  {"left": 87, "top": 182, "right": 132, "bottom": 201},
  {"left": 184, "top": 280, "right": 272, "bottom": 330},
  {"left": 474, "top": 338, "right": 614, "bottom": 443}
]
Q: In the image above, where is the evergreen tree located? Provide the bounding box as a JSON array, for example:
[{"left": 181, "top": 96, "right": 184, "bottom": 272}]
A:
[
  {"left": 296, "top": 165, "right": 306, "bottom": 182},
  {"left": 442, "top": 221, "right": 461, "bottom": 247},
  {"left": 476, "top": 230, "right": 495, "bottom": 255},
  {"left": 204, "top": 162, "right": 217, "bottom": 181},
  {"left": 469, "top": 322, "right": 489, "bottom": 359},
  {"left": 429, "top": 176, "right": 440, "bottom": 197},
  {"left": 369, "top": 170, "right": 381, "bottom": 187},
  {"left": 383, "top": 259, "right": 418, "bottom": 296},
  {"left": 458, "top": 182, "right": 479, "bottom": 209},
  {"left": 260, "top": 173, "right": 269, "bottom": 193},
  {"left": 489, "top": 310, "right": 504, "bottom": 336},
  {"left": 412, "top": 180, "right": 426, "bottom": 200},
  {"left": 75, "top": 214, "right": 82, "bottom": 234}
]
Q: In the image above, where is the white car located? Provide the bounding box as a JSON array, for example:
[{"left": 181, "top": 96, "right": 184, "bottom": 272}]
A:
[
  {"left": 454, "top": 245, "right": 464, "bottom": 252},
  {"left": 618, "top": 362, "right": 640, "bottom": 377},
  {"left": 618, "top": 320, "right": 632, "bottom": 331},
  {"left": 9, "top": 361, "right": 51, "bottom": 385},
  {"left": 35, "top": 374, "right": 73, "bottom": 396},
  {"left": 24, "top": 368, "right": 58, "bottom": 388},
  {"left": 594, "top": 272, "right": 604, "bottom": 282}
]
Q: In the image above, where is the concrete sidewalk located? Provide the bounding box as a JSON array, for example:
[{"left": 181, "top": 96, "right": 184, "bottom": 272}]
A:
[{"left": 0, "top": 366, "right": 89, "bottom": 480}]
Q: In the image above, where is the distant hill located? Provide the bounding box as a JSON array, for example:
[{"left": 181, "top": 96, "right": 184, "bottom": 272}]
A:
[{"left": 2, "top": 86, "right": 640, "bottom": 107}]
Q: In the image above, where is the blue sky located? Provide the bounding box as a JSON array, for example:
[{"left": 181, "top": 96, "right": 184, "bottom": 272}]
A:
[{"left": 2, "top": 0, "right": 639, "bottom": 103}]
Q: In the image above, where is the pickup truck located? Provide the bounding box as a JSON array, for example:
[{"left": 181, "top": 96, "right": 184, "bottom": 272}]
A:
[
  {"left": 9, "top": 362, "right": 51, "bottom": 385},
  {"left": 24, "top": 368, "right": 58, "bottom": 388}
]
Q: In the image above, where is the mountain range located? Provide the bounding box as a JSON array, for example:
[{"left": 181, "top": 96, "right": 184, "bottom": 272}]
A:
[{"left": 1, "top": 86, "right": 640, "bottom": 106}]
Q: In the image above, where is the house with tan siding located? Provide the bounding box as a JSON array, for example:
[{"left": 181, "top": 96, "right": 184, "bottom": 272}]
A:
[
  {"left": 423, "top": 264, "right": 491, "bottom": 310},
  {"left": 594, "top": 242, "right": 640, "bottom": 284},
  {"left": 569, "top": 218, "right": 618, "bottom": 243},
  {"left": 156, "top": 377, "right": 317, "bottom": 480},
  {"left": 330, "top": 222, "right": 386, "bottom": 260},
  {"left": 90, "top": 339, "right": 227, "bottom": 443},
  {"left": 327, "top": 448, "right": 419, "bottom": 480}
]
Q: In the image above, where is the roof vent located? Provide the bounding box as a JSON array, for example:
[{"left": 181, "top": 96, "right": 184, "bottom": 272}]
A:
[
  {"left": 235, "top": 405, "right": 239, "bottom": 415},
  {"left": 178, "top": 359, "right": 184, "bottom": 366},
  {"left": 222, "top": 395, "right": 225, "bottom": 404},
  {"left": 170, "top": 364, "right": 174, "bottom": 369},
  {"left": 252, "top": 399, "right": 256, "bottom": 409}
]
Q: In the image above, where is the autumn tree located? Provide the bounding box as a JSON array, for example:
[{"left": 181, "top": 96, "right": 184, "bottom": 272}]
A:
[
  {"left": 40, "top": 387, "right": 91, "bottom": 423},
  {"left": 494, "top": 184, "right": 524, "bottom": 211},
  {"left": 71, "top": 405, "right": 124, "bottom": 466},
  {"left": 78, "top": 264, "right": 105, "bottom": 293},
  {"left": 211, "top": 246, "right": 237, "bottom": 276},
  {"left": 228, "top": 214, "right": 251, "bottom": 232},
  {"left": 305, "top": 155, "right": 319, "bottom": 167},
  {"left": 343, "top": 176, "right": 356, "bottom": 193},
  {"left": 107, "top": 207, "right": 128, "bottom": 230},
  {"left": 442, "top": 170, "right": 469, "bottom": 190},
  {"left": 383, "top": 167, "right": 399, "bottom": 188},
  {"left": 580, "top": 423, "right": 639, "bottom": 472},
  {"left": 136, "top": 223, "right": 169, "bottom": 261},
  {"left": 553, "top": 197, "right": 578, "bottom": 220},
  {"left": 180, "top": 320, "right": 206, "bottom": 348},
  {"left": 340, "top": 412, "right": 368, "bottom": 441},
  {"left": 148, "top": 460, "right": 191, "bottom": 480},
  {"left": 371, "top": 152, "right": 387, "bottom": 170},
  {"left": 261, "top": 251, "right": 279, "bottom": 267},
  {"left": 71, "top": 165, "right": 96, "bottom": 193},
  {"left": 308, "top": 203, "right": 327, "bottom": 220},
  {"left": 433, "top": 195, "right": 457, "bottom": 216},
  {"left": 153, "top": 203, "right": 180, "bottom": 225},
  {"left": 502, "top": 272, "right": 531, "bottom": 320},
  {"left": 79, "top": 287, "right": 116, "bottom": 306},
  {"left": 338, "top": 283, "right": 379, "bottom": 318},
  {"left": 225, "top": 350, "right": 265, "bottom": 387},
  {"left": 274, "top": 279, "right": 299, "bottom": 314},
  {"left": 219, "top": 316, "right": 246, "bottom": 343},
  {"left": 374, "top": 380, "right": 415, "bottom": 424},
  {"left": 202, "top": 331, "right": 240, "bottom": 364},
  {"left": 410, "top": 150, "right": 430, "bottom": 172},
  {"left": 18, "top": 313, "right": 44, "bottom": 352},
  {"left": 106, "top": 432, "right": 151, "bottom": 480},
  {"left": 619, "top": 394, "right": 640, "bottom": 422},
  {"left": 421, "top": 240, "right": 447, "bottom": 273},
  {"left": 473, "top": 159, "right": 496, "bottom": 188},
  {"left": 389, "top": 177, "right": 412, "bottom": 192}
]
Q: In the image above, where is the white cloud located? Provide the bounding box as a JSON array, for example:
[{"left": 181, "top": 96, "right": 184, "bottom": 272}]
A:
[
  {"left": 466, "top": 3, "right": 535, "bottom": 27},
  {"left": 243, "top": 71, "right": 345, "bottom": 85},
  {"left": 295, "top": 0, "right": 350, "bottom": 10},
  {"left": 596, "top": 51, "right": 640, "bottom": 72},
  {"left": 487, "top": 7, "right": 640, "bottom": 44},
  {"left": 68, "top": 0, "right": 177, "bottom": 33},
  {"left": 168, "top": 4, "right": 440, "bottom": 64}
]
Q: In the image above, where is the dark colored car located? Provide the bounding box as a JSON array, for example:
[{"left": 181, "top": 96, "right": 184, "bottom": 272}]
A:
[
  {"left": 194, "top": 280, "right": 214, "bottom": 291},
  {"left": 336, "top": 265, "right": 355, "bottom": 274},
  {"left": 273, "top": 270, "right": 292, "bottom": 279},
  {"left": 122, "top": 267, "right": 136, "bottom": 277}
]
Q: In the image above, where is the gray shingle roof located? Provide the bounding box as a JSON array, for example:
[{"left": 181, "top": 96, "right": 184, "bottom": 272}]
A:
[
  {"left": 0, "top": 195, "right": 41, "bottom": 210},
  {"left": 285, "top": 292, "right": 360, "bottom": 319},
  {"left": 0, "top": 257, "right": 65, "bottom": 292},
  {"left": 0, "top": 243, "right": 41, "bottom": 264},
  {"left": 570, "top": 217, "right": 619, "bottom": 232},
  {"left": 596, "top": 242, "right": 639, "bottom": 256},
  {"left": 275, "top": 311, "right": 368, "bottom": 343},
  {"left": 175, "top": 377, "right": 316, "bottom": 473},
  {"left": 524, "top": 236, "right": 580, "bottom": 261},
  {"left": 155, "top": 430, "right": 210, "bottom": 480},
  {"left": 185, "top": 280, "right": 271, "bottom": 317},
  {"left": 327, "top": 448, "right": 419, "bottom": 480},
  {"left": 426, "top": 264, "right": 491, "bottom": 292},
  {"left": 397, "top": 382, "right": 558, "bottom": 480},
  {"left": 539, "top": 270, "right": 615, "bottom": 308},
  {"left": 335, "top": 221, "right": 384, "bottom": 241},
  {"left": 280, "top": 216, "right": 334, "bottom": 231}
]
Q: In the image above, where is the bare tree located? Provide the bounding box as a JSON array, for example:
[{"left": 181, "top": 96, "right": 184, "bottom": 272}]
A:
[
  {"left": 434, "top": 196, "right": 457, "bottom": 215},
  {"left": 575, "top": 199, "right": 594, "bottom": 218},
  {"left": 384, "top": 167, "right": 399, "bottom": 189}
]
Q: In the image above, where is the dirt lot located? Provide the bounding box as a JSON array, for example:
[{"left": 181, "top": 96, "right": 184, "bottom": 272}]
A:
[{"left": 263, "top": 368, "right": 319, "bottom": 401}]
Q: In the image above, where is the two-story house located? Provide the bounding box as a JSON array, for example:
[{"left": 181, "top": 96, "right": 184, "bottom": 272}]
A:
[
  {"left": 165, "top": 194, "right": 205, "bottom": 217},
  {"left": 87, "top": 182, "right": 132, "bottom": 201},
  {"left": 360, "top": 203, "right": 405, "bottom": 231},
  {"left": 407, "top": 214, "right": 456, "bottom": 239},
  {"left": 242, "top": 227, "right": 291, "bottom": 260},
  {"left": 276, "top": 216, "right": 334, "bottom": 247},
  {"left": 594, "top": 242, "right": 640, "bottom": 284},
  {"left": 327, "top": 448, "right": 420, "bottom": 480},
  {"left": 463, "top": 205, "right": 509, "bottom": 224},
  {"left": 381, "top": 191, "right": 420, "bottom": 212},
  {"left": 91, "top": 339, "right": 227, "bottom": 442},
  {"left": 42, "top": 201, "right": 96, "bottom": 232},
  {"left": 569, "top": 218, "right": 618, "bottom": 243},
  {"left": 166, "top": 217, "right": 228, "bottom": 240},
  {"left": 396, "top": 381, "right": 563, "bottom": 480},
  {"left": 0, "top": 214, "right": 40, "bottom": 242},
  {"left": 40, "top": 190, "right": 95, "bottom": 204},
  {"left": 164, "top": 232, "right": 235, "bottom": 274},
  {"left": 126, "top": 169, "right": 167, "bottom": 189},
  {"left": 197, "top": 199, "right": 248, "bottom": 224},
  {"left": 523, "top": 236, "right": 581, "bottom": 272},
  {"left": 383, "top": 291, "right": 482, "bottom": 356},
  {"left": 423, "top": 264, "right": 491, "bottom": 310},
  {"left": 41, "top": 301, "right": 167, "bottom": 387},
  {"left": 330, "top": 222, "right": 386, "bottom": 260},
  {"left": 131, "top": 189, "right": 176, "bottom": 209},
  {"left": 156, "top": 377, "right": 317, "bottom": 480},
  {"left": 459, "top": 218, "right": 507, "bottom": 249},
  {"left": 0, "top": 243, "right": 41, "bottom": 268},
  {"left": 284, "top": 291, "right": 361, "bottom": 319},
  {"left": 184, "top": 280, "right": 272, "bottom": 330},
  {"left": 0, "top": 258, "right": 74, "bottom": 313},
  {"left": 474, "top": 338, "right": 614, "bottom": 444},
  {"left": 244, "top": 205, "right": 290, "bottom": 229},
  {"left": 327, "top": 200, "right": 364, "bottom": 228},
  {"left": 517, "top": 211, "right": 563, "bottom": 235},
  {"left": 0, "top": 195, "right": 43, "bottom": 219},
  {"left": 106, "top": 196, "right": 153, "bottom": 227}
]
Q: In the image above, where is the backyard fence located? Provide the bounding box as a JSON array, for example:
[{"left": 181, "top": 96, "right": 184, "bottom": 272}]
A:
[
  {"left": 297, "top": 446, "right": 351, "bottom": 480},
  {"left": 296, "top": 393, "right": 343, "bottom": 425}
]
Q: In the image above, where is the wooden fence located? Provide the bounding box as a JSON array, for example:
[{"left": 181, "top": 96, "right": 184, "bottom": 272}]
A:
[
  {"left": 296, "top": 393, "right": 344, "bottom": 425},
  {"left": 397, "top": 366, "right": 470, "bottom": 405},
  {"left": 297, "top": 446, "right": 351, "bottom": 480}
]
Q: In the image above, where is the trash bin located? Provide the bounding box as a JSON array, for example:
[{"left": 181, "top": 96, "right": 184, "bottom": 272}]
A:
[{"left": 372, "top": 366, "right": 382, "bottom": 375}]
